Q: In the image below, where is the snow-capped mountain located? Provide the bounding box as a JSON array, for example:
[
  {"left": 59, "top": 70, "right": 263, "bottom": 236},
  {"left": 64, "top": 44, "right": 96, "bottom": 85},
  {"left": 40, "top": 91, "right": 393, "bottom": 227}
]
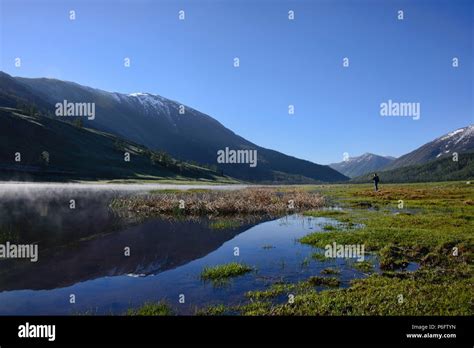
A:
[
  {"left": 437, "top": 125, "right": 474, "bottom": 155},
  {"left": 329, "top": 153, "right": 396, "bottom": 178},
  {"left": 0, "top": 71, "right": 348, "bottom": 183},
  {"left": 115, "top": 92, "right": 181, "bottom": 123},
  {"left": 384, "top": 125, "right": 474, "bottom": 170}
]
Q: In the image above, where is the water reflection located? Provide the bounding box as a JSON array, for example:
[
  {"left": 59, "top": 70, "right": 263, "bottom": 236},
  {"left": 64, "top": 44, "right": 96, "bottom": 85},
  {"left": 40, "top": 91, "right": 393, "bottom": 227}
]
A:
[
  {"left": 0, "top": 191, "right": 264, "bottom": 291},
  {"left": 0, "top": 188, "right": 377, "bottom": 315}
]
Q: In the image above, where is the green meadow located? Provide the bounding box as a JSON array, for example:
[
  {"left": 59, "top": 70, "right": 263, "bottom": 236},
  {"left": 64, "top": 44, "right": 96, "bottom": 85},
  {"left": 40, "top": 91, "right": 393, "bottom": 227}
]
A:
[{"left": 128, "top": 181, "right": 473, "bottom": 316}]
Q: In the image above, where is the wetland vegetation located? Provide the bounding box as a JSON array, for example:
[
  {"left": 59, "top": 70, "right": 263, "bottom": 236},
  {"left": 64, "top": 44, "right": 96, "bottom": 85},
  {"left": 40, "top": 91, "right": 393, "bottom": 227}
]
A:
[
  {"left": 2, "top": 182, "right": 471, "bottom": 316},
  {"left": 127, "top": 181, "right": 473, "bottom": 316}
]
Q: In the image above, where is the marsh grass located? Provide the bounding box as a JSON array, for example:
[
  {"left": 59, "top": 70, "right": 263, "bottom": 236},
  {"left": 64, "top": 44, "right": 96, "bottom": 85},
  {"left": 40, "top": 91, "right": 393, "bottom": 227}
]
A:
[
  {"left": 245, "top": 283, "right": 297, "bottom": 300},
  {"left": 300, "top": 184, "right": 474, "bottom": 254},
  {"left": 284, "top": 181, "right": 474, "bottom": 315},
  {"left": 209, "top": 219, "right": 242, "bottom": 230},
  {"left": 201, "top": 262, "right": 253, "bottom": 282},
  {"left": 322, "top": 224, "right": 337, "bottom": 231},
  {"left": 126, "top": 301, "right": 173, "bottom": 316},
  {"left": 122, "top": 182, "right": 472, "bottom": 316},
  {"left": 300, "top": 183, "right": 473, "bottom": 276},
  {"left": 195, "top": 304, "right": 228, "bottom": 316},
  {"left": 235, "top": 301, "right": 272, "bottom": 316},
  {"left": 352, "top": 260, "right": 375, "bottom": 273},
  {"left": 307, "top": 276, "right": 341, "bottom": 287},
  {"left": 321, "top": 268, "right": 341, "bottom": 275},
  {"left": 266, "top": 274, "right": 472, "bottom": 315},
  {"left": 211, "top": 182, "right": 473, "bottom": 316},
  {"left": 231, "top": 264, "right": 473, "bottom": 316},
  {"left": 111, "top": 188, "right": 324, "bottom": 217}
]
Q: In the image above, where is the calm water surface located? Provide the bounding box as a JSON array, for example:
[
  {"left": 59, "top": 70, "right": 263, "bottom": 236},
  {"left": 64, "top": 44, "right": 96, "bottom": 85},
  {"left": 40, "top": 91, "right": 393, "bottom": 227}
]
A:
[{"left": 0, "top": 185, "right": 380, "bottom": 315}]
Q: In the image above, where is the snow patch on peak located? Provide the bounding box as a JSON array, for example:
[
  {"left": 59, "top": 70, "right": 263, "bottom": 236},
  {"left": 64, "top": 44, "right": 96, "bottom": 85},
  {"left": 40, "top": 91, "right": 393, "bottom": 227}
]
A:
[
  {"left": 440, "top": 128, "right": 465, "bottom": 141},
  {"left": 440, "top": 125, "right": 474, "bottom": 140},
  {"left": 125, "top": 92, "right": 180, "bottom": 124},
  {"left": 128, "top": 92, "right": 169, "bottom": 113},
  {"left": 352, "top": 153, "right": 376, "bottom": 161},
  {"left": 128, "top": 92, "right": 170, "bottom": 104},
  {"left": 438, "top": 125, "right": 474, "bottom": 149},
  {"left": 129, "top": 92, "right": 151, "bottom": 97}
]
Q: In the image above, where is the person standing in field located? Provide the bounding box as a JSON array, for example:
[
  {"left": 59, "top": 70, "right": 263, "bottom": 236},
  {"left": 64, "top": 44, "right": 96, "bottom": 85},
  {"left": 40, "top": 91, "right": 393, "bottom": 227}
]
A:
[{"left": 372, "top": 173, "right": 380, "bottom": 192}]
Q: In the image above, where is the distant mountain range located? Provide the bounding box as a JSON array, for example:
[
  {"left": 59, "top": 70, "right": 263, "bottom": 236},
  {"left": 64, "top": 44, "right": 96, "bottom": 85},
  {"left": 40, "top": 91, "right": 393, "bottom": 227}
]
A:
[
  {"left": 383, "top": 125, "right": 474, "bottom": 170},
  {"left": 330, "top": 126, "right": 474, "bottom": 182},
  {"left": 0, "top": 71, "right": 348, "bottom": 183},
  {"left": 329, "top": 153, "right": 396, "bottom": 178},
  {"left": 351, "top": 152, "right": 474, "bottom": 183},
  {"left": 1, "top": 71, "right": 472, "bottom": 184}
]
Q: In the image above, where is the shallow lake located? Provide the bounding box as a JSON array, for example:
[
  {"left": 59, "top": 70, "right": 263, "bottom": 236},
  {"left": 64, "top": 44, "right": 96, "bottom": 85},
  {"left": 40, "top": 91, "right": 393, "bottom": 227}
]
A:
[{"left": 0, "top": 185, "right": 379, "bottom": 315}]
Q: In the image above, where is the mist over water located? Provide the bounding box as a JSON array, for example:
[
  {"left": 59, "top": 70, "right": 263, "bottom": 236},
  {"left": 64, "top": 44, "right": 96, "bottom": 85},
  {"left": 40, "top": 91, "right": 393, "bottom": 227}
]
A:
[{"left": 0, "top": 182, "right": 248, "bottom": 199}]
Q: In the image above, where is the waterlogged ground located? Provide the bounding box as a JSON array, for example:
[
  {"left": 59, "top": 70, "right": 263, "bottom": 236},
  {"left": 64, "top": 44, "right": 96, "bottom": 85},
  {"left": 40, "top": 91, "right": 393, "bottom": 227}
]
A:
[
  {"left": 1, "top": 182, "right": 471, "bottom": 316},
  {"left": 0, "top": 186, "right": 375, "bottom": 315}
]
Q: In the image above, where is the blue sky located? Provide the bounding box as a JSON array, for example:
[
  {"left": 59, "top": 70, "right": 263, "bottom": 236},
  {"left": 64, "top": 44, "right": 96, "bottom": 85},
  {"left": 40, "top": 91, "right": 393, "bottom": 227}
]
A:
[{"left": 1, "top": 0, "right": 473, "bottom": 164}]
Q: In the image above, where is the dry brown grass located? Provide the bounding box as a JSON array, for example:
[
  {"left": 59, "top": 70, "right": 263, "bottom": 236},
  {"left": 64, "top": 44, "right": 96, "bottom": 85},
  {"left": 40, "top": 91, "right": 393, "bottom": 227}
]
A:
[
  {"left": 350, "top": 184, "right": 473, "bottom": 202},
  {"left": 354, "top": 188, "right": 433, "bottom": 200},
  {"left": 111, "top": 188, "right": 324, "bottom": 217}
]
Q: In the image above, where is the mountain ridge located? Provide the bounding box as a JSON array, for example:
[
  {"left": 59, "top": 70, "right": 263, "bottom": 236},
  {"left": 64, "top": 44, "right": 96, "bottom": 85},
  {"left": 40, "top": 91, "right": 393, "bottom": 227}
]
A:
[
  {"left": 0, "top": 71, "right": 348, "bottom": 183},
  {"left": 329, "top": 152, "right": 396, "bottom": 178},
  {"left": 384, "top": 125, "right": 474, "bottom": 170},
  {"left": 350, "top": 151, "right": 474, "bottom": 183}
]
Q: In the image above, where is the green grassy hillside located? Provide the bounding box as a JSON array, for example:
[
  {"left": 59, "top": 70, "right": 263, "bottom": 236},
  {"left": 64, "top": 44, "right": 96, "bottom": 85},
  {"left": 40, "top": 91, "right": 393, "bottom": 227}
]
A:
[{"left": 0, "top": 107, "right": 235, "bottom": 182}]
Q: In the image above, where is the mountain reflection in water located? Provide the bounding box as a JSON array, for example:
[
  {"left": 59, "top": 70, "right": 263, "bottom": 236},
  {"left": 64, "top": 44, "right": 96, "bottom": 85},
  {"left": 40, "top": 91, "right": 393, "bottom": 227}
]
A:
[{"left": 0, "top": 190, "right": 262, "bottom": 291}]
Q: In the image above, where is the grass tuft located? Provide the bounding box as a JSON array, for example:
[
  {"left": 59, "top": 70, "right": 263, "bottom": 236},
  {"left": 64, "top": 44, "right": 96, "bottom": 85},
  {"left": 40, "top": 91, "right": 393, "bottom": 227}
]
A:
[
  {"left": 352, "top": 260, "right": 375, "bottom": 273},
  {"left": 126, "top": 301, "right": 173, "bottom": 316},
  {"left": 321, "top": 268, "right": 341, "bottom": 275},
  {"left": 209, "top": 219, "right": 242, "bottom": 230},
  {"left": 201, "top": 262, "right": 253, "bottom": 281},
  {"left": 307, "top": 276, "right": 341, "bottom": 287}
]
